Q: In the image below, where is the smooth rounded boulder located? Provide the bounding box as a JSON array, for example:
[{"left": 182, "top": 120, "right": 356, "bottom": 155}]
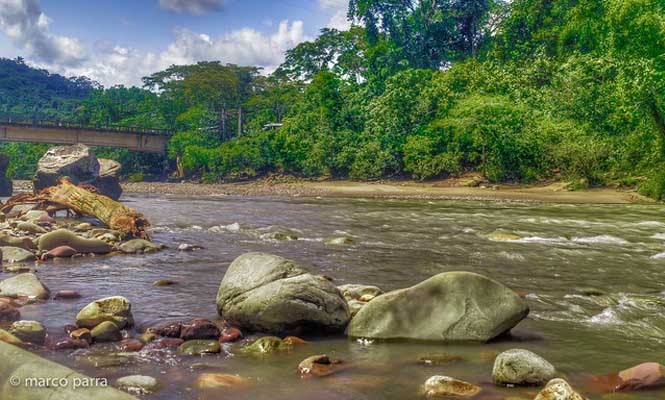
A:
[
  {"left": 1, "top": 246, "right": 36, "bottom": 263},
  {"left": 347, "top": 271, "right": 528, "bottom": 342},
  {"left": 216, "top": 253, "right": 350, "bottom": 335},
  {"left": 493, "top": 349, "right": 556, "bottom": 386},
  {"left": 0, "top": 273, "right": 50, "bottom": 300},
  {"left": 33, "top": 144, "right": 99, "bottom": 191},
  {"left": 76, "top": 296, "right": 134, "bottom": 329},
  {"left": 38, "top": 229, "right": 112, "bottom": 253}
]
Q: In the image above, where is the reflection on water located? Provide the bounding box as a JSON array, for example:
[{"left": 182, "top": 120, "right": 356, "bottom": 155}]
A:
[{"left": 4, "top": 194, "right": 665, "bottom": 399}]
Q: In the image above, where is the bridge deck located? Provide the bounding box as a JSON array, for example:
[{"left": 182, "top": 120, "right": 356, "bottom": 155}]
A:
[{"left": 0, "top": 121, "right": 171, "bottom": 153}]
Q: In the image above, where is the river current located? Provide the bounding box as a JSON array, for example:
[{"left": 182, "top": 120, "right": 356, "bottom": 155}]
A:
[{"left": 6, "top": 194, "right": 665, "bottom": 399}]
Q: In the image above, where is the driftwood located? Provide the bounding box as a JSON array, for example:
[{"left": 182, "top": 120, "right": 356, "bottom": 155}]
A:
[{"left": 1, "top": 178, "right": 149, "bottom": 239}]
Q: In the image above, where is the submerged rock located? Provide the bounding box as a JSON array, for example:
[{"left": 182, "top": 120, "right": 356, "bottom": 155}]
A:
[
  {"left": 119, "top": 338, "right": 144, "bottom": 352},
  {"left": 115, "top": 375, "right": 160, "bottom": 395},
  {"left": 54, "top": 290, "right": 81, "bottom": 300},
  {"left": 242, "top": 336, "right": 291, "bottom": 354},
  {"left": 420, "top": 375, "right": 481, "bottom": 398},
  {"left": 9, "top": 320, "right": 46, "bottom": 345},
  {"left": 76, "top": 296, "right": 134, "bottom": 329},
  {"left": 534, "top": 378, "right": 586, "bottom": 400},
  {"left": 298, "top": 354, "right": 343, "bottom": 377},
  {"left": 347, "top": 271, "right": 529, "bottom": 342},
  {"left": 118, "top": 239, "right": 164, "bottom": 254},
  {"left": 48, "top": 337, "right": 89, "bottom": 350},
  {"left": 0, "top": 273, "right": 50, "bottom": 300},
  {"left": 194, "top": 373, "right": 252, "bottom": 390},
  {"left": 216, "top": 252, "right": 350, "bottom": 334},
  {"left": 487, "top": 231, "right": 522, "bottom": 241},
  {"left": 418, "top": 354, "right": 464, "bottom": 366},
  {"left": 324, "top": 237, "right": 357, "bottom": 245},
  {"left": 38, "top": 229, "right": 112, "bottom": 254},
  {"left": 616, "top": 362, "right": 665, "bottom": 391},
  {"left": 0, "top": 246, "right": 36, "bottom": 263},
  {"left": 177, "top": 339, "right": 221, "bottom": 356},
  {"left": 493, "top": 349, "right": 556, "bottom": 386}
]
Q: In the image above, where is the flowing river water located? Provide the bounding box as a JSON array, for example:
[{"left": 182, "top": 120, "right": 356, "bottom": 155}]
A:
[{"left": 5, "top": 194, "right": 665, "bottom": 399}]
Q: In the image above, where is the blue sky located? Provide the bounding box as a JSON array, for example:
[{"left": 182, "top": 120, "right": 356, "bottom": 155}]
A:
[{"left": 0, "top": 0, "right": 349, "bottom": 86}]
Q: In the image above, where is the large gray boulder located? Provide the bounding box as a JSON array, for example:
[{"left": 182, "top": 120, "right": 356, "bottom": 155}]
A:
[
  {"left": 33, "top": 144, "right": 99, "bottom": 191},
  {"left": 347, "top": 271, "right": 529, "bottom": 342},
  {"left": 33, "top": 144, "right": 122, "bottom": 200},
  {"left": 216, "top": 253, "right": 350, "bottom": 334}
]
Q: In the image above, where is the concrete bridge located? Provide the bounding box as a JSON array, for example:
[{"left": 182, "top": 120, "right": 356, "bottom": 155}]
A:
[{"left": 0, "top": 120, "right": 171, "bottom": 153}]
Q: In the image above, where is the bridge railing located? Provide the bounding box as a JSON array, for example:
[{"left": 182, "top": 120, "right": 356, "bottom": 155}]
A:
[{"left": 0, "top": 118, "right": 173, "bottom": 136}]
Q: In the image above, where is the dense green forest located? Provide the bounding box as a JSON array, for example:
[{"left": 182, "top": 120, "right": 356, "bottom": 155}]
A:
[{"left": 1, "top": 0, "right": 664, "bottom": 198}]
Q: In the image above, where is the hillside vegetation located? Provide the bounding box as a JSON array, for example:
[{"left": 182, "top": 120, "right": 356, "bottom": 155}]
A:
[{"left": 1, "top": 0, "right": 664, "bottom": 198}]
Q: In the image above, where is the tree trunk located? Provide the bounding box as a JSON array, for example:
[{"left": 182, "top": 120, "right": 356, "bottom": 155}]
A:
[
  {"left": 237, "top": 106, "right": 243, "bottom": 137},
  {"left": 1, "top": 179, "right": 150, "bottom": 239},
  {"left": 220, "top": 108, "right": 226, "bottom": 140}
]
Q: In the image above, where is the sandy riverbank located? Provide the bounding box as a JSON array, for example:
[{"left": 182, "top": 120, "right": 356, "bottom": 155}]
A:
[{"left": 118, "top": 176, "right": 654, "bottom": 204}]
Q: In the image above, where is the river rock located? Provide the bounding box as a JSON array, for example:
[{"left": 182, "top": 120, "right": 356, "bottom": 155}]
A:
[
  {"left": 15, "top": 221, "right": 47, "bottom": 234},
  {"left": 177, "top": 339, "right": 221, "bottom": 356},
  {"left": 96, "top": 159, "right": 123, "bottom": 201},
  {"left": 0, "top": 154, "right": 12, "bottom": 196},
  {"left": 615, "top": 362, "right": 665, "bottom": 391},
  {"left": 219, "top": 327, "right": 242, "bottom": 343},
  {"left": 216, "top": 252, "right": 350, "bottom": 334},
  {"left": 0, "top": 232, "right": 36, "bottom": 250},
  {"left": 70, "top": 328, "right": 92, "bottom": 343},
  {"left": 144, "top": 337, "right": 184, "bottom": 350},
  {"left": 493, "top": 349, "right": 556, "bottom": 386},
  {"left": 91, "top": 321, "right": 122, "bottom": 342},
  {"left": 242, "top": 336, "right": 291, "bottom": 354},
  {"left": 325, "top": 237, "right": 357, "bottom": 245},
  {"left": 1, "top": 246, "right": 36, "bottom": 263},
  {"left": 118, "top": 239, "right": 164, "bottom": 254},
  {"left": 534, "top": 378, "right": 586, "bottom": 400},
  {"left": 119, "top": 338, "right": 144, "bottom": 352},
  {"left": 178, "top": 243, "right": 204, "bottom": 251},
  {"left": 10, "top": 320, "right": 46, "bottom": 345},
  {"left": 0, "top": 328, "right": 23, "bottom": 344},
  {"left": 420, "top": 375, "right": 481, "bottom": 398},
  {"left": 45, "top": 246, "right": 78, "bottom": 259},
  {"left": 298, "top": 354, "right": 343, "bottom": 377},
  {"left": 0, "top": 273, "right": 50, "bottom": 300},
  {"left": 33, "top": 144, "right": 100, "bottom": 191},
  {"left": 76, "top": 296, "right": 134, "bottom": 329},
  {"left": 347, "top": 271, "right": 528, "bottom": 342},
  {"left": 338, "top": 284, "right": 383, "bottom": 302},
  {"left": 194, "top": 373, "right": 252, "bottom": 390},
  {"left": 48, "top": 337, "right": 89, "bottom": 350},
  {"left": 38, "top": 229, "right": 112, "bottom": 253},
  {"left": 180, "top": 319, "right": 220, "bottom": 341},
  {"left": 54, "top": 290, "right": 81, "bottom": 300},
  {"left": 115, "top": 375, "right": 160, "bottom": 395},
  {"left": 0, "top": 303, "right": 20, "bottom": 322}
]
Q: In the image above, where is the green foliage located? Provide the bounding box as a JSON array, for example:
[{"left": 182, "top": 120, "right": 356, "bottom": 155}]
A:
[
  {"left": 4, "top": 0, "right": 665, "bottom": 200},
  {"left": 128, "top": 172, "right": 145, "bottom": 183}
]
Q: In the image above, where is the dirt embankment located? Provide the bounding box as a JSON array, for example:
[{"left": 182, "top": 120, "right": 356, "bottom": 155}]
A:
[{"left": 119, "top": 175, "right": 654, "bottom": 204}]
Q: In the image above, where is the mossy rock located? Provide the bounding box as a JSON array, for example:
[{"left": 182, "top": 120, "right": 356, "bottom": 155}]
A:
[{"left": 38, "top": 229, "right": 112, "bottom": 253}]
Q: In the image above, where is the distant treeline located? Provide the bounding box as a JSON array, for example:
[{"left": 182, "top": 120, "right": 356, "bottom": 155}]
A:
[{"left": 1, "top": 0, "right": 664, "bottom": 198}]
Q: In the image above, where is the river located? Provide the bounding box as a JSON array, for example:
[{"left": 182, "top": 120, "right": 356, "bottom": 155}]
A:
[{"left": 7, "top": 194, "right": 665, "bottom": 399}]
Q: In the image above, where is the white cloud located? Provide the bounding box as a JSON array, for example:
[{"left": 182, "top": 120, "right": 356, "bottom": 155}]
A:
[
  {"left": 159, "top": 0, "right": 225, "bottom": 15},
  {"left": 319, "top": 0, "right": 351, "bottom": 30},
  {"left": 0, "top": 0, "right": 86, "bottom": 66},
  {"left": 30, "top": 20, "right": 307, "bottom": 87},
  {"left": 0, "top": 0, "right": 309, "bottom": 87}
]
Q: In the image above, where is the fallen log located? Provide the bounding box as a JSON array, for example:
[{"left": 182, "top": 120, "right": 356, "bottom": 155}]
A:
[{"left": 1, "top": 178, "right": 149, "bottom": 239}]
